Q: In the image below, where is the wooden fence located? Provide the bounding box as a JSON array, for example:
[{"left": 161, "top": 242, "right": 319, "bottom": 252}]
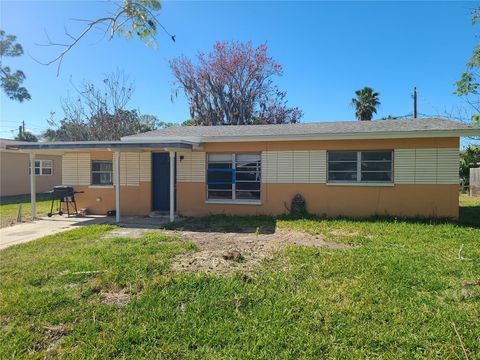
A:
[{"left": 470, "top": 168, "right": 480, "bottom": 196}]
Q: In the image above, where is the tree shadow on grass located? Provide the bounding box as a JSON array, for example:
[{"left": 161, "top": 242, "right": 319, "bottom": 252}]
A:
[
  {"left": 163, "top": 204, "right": 480, "bottom": 234},
  {"left": 277, "top": 206, "right": 480, "bottom": 230},
  {"left": 0, "top": 193, "right": 51, "bottom": 206},
  {"left": 458, "top": 205, "right": 480, "bottom": 228},
  {"left": 163, "top": 214, "right": 277, "bottom": 234}
]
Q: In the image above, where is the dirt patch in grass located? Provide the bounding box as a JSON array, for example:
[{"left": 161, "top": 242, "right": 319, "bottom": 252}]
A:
[
  {"left": 43, "top": 325, "right": 70, "bottom": 352},
  {"left": 166, "top": 228, "right": 352, "bottom": 275},
  {"left": 329, "top": 229, "right": 360, "bottom": 237},
  {"left": 99, "top": 226, "right": 353, "bottom": 275},
  {"left": 101, "top": 289, "right": 131, "bottom": 306},
  {"left": 101, "top": 228, "right": 147, "bottom": 239},
  {"left": 1, "top": 315, "right": 12, "bottom": 328}
]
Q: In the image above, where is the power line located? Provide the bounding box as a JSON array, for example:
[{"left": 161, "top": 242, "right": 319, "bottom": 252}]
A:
[
  {"left": 0, "top": 120, "right": 49, "bottom": 128},
  {"left": 0, "top": 120, "right": 24, "bottom": 124}
]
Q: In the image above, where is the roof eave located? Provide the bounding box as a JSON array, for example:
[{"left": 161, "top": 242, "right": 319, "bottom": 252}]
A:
[
  {"left": 5, "top": 141, "right": 197, "bottom": 151},
  {"left": 121, "top": 135, "right": 203, "bottom": 143},
  {"left": 121, "top": 129, "right": 480, "bottom": 143}
]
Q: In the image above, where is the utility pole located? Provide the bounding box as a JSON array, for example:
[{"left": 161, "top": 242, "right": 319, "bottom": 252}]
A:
[
  {"left": 18, "top": 121, "right": 25, "bottom": 139},
  {"left": 18, "top": 121, "right": 25, "bottom": 138},
  {"left": 412, "top": 87, "right": 417, "bottom": 119}
]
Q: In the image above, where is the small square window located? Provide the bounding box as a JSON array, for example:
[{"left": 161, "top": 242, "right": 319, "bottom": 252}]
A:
[
  {"left": 91, "top": 160, "right": 113, "bottom": 185},
  {"left": 29, "top": 159, "right": 53, "bottom": 176}
]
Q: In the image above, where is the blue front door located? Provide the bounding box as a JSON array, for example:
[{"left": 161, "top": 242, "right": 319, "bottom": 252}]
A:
[{"left": 152, "top": 153, "right": 175, "bottom": 211}]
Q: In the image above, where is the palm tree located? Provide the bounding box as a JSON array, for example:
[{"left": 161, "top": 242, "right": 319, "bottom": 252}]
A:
[{"left": 351, "top": 87, "right": 381, "bottom": 121}]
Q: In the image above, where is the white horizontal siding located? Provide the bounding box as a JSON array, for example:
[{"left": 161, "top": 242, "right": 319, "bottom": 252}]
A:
[
  {"left": 436, "top": 148, "right": 459, "bottom": 184},
  {"left": 261, "top": 151, "right": 278, "bottom": 183},
  {"left": 113, "top": 152, "right": 151, "bottom": 186},
  {"left": 62, "top": 153, "right": 90, "bottom": 185},
  {"left": 262, "top": 150, "right": 327, "bottom": 184},
  {"left": 394, "top": 148, "right": 458, "bottom": 184},
  {"left": 62, "top": 154, "right": 78, "bottom": 186},
  {"left": 264, "top": 148, "right": 456, "bottom": 185},
  {"left": 293, "top": 151, "right": 310, "bottom": 183},
  {"left": 124, "top": 152, "right": 140, "bottom": 186},
  {"left": 309, "top": 151, "right": 327, "bottom": 183},
  {"left": 177, "top": 151, "right": 206, "bottom": 182},
  {"left": 415, "top": 149, "right": 437, "bottom": 184},
  {"left": 277, "top": 151, "right": 294, "bottom": 183},
  {"left": 64, "top": 152, "right": 151, "bottom": 187},
  {"left": 139, "top": 152, "right": 151, "bottom": 182},
  {"left": 393, "top": 149, "right": 415, "bottom": 184}
]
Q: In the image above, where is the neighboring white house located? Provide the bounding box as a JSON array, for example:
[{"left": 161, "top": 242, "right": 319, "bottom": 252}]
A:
[{"left": 0, "top": 139, "right": 62, "bottom": 197}]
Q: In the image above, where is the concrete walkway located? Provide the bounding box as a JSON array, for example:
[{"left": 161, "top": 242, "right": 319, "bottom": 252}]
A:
[
  {"left": 0, "top": 213, "right": 180, "bottom": 251},
  {"left": 0, "top": 216, "right": 108, "bottom": 250}
]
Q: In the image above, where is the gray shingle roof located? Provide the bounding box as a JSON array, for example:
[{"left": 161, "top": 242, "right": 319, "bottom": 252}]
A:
[
  {"left": 0, "top": 138, "right": 31, "bottom": 150},
  {"left": 123, "top": 118, "right": 479, "bottom": 140}
]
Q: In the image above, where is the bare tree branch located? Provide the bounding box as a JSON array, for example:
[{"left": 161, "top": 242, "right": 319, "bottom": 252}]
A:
[{"left": 33, "top": 0, "right": 175, "bottom": 76}]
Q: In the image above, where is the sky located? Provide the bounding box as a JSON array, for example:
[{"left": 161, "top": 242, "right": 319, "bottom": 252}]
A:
[{"left": 0, "top": 0, "right": 478, "bottom": 141}]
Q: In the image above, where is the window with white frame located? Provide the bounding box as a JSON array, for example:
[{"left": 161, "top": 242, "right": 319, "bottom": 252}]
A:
[
  {"left": 91, "top": 160, "right": 113, "bottom": 185},
  {"left": 328, "top": 151, "right": 393, "bottom": 183},
  {"left": 207, "top": 153, "right": 261, "bottom": 201},
  {"left": 29, "top": 159, "right": 53, "bottom": 176}
]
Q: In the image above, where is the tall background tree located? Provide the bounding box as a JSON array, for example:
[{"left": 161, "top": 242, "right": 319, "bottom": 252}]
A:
[
  {"left": 454, "top": 7, "right": 480, "bottom": 127},
  {"left": 170, "top": 41, "right": 303, "bottom": 125},
  {"left": 0, "top": 30, "right": 31, "bottom": 102},
  {"left": 460, "top": 145, "right": 480, "bottom": 184},
  {"left": 351, "top": 87, "right": 380, "bottom": 121},
  {"left": 453, "top": 7, "right": 480, "bottom": 188},
  {"left": 14, "top": 127, "right": 38, "bottom": 142},
  {"left": 43, "top": 70, "right": 171, "bottom": 141}
]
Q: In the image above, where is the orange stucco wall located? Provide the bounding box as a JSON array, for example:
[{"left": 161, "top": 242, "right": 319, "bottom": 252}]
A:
[
  {"left": 176, "top": 182, "right": 459, "bottom": 218},
  {"left": 63, "top": 137, "right": 460, "bottom": 219},
  {"left": 70, "top": 182, "right": 151, "bottom": 216}
]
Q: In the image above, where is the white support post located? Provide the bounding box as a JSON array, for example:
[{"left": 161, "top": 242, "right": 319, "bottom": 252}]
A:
[
  {"left": 114, "top": 151, "right": 121, "bottom": 223},
  {"left": 169, "top": 151, "right": 175, "bottom": 222},
  {"left": 29, "top": 152, "right": 36, "bottom": 220}
]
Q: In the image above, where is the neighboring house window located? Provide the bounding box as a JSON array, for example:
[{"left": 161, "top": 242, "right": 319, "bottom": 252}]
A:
[
  {"left": 328, "top": 151, "right": 392, "bottom": 183},
  {"left": 29, "top": 159, "right": 53, "bottom": 176},
  {"left": 207, "top": 153, "right": 261, "bottom": 201},
  {"left": 91, "top": 160, "right": 113, "bottom": 185}
]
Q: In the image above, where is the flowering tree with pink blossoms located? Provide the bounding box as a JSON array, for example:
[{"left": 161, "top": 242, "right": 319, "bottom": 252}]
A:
[{"left": 170, "top": 41, "right": 303, "bottom": 125}]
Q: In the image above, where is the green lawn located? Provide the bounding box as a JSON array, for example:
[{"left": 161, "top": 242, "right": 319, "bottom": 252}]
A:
[
  {"left": 0, "top": 196, "right": 479, "bottom": 358},
  {"left": 0, "top": 193, "right": 52, "bottom": 228}
]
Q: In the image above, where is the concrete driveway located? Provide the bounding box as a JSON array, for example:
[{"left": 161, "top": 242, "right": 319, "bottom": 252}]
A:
[{"left": 0, "top": 216, "right": 107, "bottom": 250}]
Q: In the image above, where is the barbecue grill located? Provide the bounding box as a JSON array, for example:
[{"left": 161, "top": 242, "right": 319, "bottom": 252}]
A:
[{"left": 47, "top": 186, "right": 83, "bottom": 217}]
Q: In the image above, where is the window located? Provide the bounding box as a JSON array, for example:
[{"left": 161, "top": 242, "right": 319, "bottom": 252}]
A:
[
  {"left": 91, "top": 160, "right": 113, "bottom": 185},
  {"left": 328, "top": 151, "right": 392, "bottom": 183},
  {"left": 29, "top": 159, "right": 53, "bottom": 176},
  {"left": 207, "top": 153, "right": 261, "bottom": 201},
  {"left": 360, "top": 151, "right": 393, "bottom": 182}
]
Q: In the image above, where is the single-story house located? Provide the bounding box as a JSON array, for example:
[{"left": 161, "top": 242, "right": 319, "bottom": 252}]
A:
[
  {"left": 0, "top": 139, "right": 62, "bottom": 197},
  {"left": 7, "top": 118, "right": 480, "bottom": 221}
]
